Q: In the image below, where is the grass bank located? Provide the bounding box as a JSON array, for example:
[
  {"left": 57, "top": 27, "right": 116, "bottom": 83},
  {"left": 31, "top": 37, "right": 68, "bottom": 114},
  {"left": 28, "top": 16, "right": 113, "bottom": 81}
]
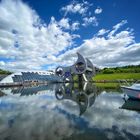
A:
[{"left": 93, "top": 73, "right": 140, "bottom": 81}]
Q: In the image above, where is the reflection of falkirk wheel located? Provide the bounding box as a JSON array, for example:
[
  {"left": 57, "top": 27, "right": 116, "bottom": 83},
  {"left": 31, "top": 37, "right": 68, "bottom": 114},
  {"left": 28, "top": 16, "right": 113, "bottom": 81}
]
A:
[
  {"left": 55, "top": 53, "right": 96, "bottom": 82},
  {"left": 55, "top": 83, "right": 99, "bottom": 115}
]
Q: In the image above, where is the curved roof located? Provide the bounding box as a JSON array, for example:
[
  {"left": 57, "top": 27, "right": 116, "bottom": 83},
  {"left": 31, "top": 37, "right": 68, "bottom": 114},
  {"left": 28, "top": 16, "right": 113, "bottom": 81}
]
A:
[
  {"left": 0, "top": 71, "right": 55, "bottom": 84},
  {"left": 0, "top": 72, "right": 22, "bottom": 83}
]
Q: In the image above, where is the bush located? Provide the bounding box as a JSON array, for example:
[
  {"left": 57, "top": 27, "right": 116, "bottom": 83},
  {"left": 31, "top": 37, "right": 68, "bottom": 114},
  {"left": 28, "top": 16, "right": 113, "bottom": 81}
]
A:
[{"left": 0, "top": 69, "right": 12, "bottom": 75}]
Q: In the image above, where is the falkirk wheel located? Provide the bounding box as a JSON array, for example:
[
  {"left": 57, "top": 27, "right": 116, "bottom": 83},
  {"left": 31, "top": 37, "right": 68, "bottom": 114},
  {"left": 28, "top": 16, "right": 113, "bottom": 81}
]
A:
[{"left": 55, "top": 53, "right": 96, "bottom": 82}]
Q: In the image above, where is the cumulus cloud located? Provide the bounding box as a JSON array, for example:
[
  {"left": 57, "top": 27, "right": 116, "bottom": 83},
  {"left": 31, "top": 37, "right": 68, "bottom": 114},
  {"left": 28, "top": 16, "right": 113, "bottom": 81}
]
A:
[
  {"left": 71, "top": 21, "right": 80, "bottom": 30},
  {"left": 82, "top": 16, "right": 98, "bottom": 27},
  {"left": 58, "top": 18, "right": 80, "bottom": 31},
  {"left": 97, "top": 29, "right": 110, "bottom": 36},
  {"left": 0, "top": 0, "right": 78, "bottom": 71},
  {"left": 58, "top": 18, "right": 70, "bottom": 29},
  {"left": 95, "top": 7, "right": 103, "bottom": 14},
  {"left": 0, "top": 0, "right": 139, "bottom": 71},
  {"left": 59, "top": 20, "right": 140, "bottom": 67},
  {"left": 61, "top": 1, "right": 100, "bottom": 28},
  {"left": 108, "top": 20, "right": 128, "bottom": 38},
  {"left": 61, "top": 1, "right": 91, "bottom": 16}
]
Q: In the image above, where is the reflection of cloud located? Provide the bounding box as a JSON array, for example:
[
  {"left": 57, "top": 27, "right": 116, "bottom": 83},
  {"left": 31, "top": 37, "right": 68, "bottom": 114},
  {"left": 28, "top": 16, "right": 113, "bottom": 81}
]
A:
[
  {"left": 0, "top": 92, "right": 82, "bottom": 140},
  {"left": 0, "top": 90, "right": 140, "bottom": 140},
  {"left": 59, "top": 100, "right": 79, "bottom": 115},
  {"left": 82, "top": 92, "right": 140, "bottom": 137}
]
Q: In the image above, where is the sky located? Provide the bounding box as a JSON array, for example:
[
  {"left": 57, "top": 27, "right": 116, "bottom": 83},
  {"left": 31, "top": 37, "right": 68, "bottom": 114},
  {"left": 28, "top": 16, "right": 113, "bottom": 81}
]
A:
[{"left": 0, "top": 0, "right": 140, "bottom": 71}]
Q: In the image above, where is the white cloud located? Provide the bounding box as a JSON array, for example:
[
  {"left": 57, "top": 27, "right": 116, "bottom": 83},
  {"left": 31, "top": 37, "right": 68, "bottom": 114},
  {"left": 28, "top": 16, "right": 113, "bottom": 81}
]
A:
[
  {"left": 71, "top": 21, "right": 80, "bottom": 30},
  {"left": 108, "top": 20, "right": 127, "bottom": 38},
  {"left": 0, "top": 0, "right": 139, "bottom": 71},
  {"left": 61, "top": 1, "right": 91, "bottom": 16},
  {"left": 0, "top": 61, "right": 5, "bottom": 66},
  {"left": 58, "top": 18, "right": 80, "bottom": 31},
  {"left": 82, "top": 16, "right": 98, "bottom": 27},
  {"left": 58, "top": 18, "right": 70, "bottom": 29},
  {"left": 59, "top": 21, "right": 140, "bottom": 67},
  {"left": 0, "top": 0, "right": 78, "bottom": 71},
  {"left": 61, "top": 1, "right": 102, "bottom": 28},
  {"left": 97, "top": 29, "right": 109, "bottom": 36},
  {"left": 95, "top": 7, "right": 103, "bottom": 14}
]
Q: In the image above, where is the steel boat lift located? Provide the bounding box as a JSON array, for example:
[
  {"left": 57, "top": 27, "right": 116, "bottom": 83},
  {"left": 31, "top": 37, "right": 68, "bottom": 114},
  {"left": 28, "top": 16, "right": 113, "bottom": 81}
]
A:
[{"left": 55, "top": 52, "right": 97, "bottom": 82}]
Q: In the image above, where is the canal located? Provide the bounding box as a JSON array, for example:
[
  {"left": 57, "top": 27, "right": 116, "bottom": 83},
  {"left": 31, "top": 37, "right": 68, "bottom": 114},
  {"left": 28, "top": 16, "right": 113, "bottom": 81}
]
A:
[{"left": 0, "top": 83, "right": 140, "bottom": 140}]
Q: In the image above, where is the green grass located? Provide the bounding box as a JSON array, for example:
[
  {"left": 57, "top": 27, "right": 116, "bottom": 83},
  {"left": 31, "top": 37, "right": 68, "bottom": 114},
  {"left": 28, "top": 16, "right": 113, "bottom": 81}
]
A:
[
  {"left": 93, "top": 73, "right": 140, "bottom": 81},
  {"left": 95, "top": 83, "right": 120, "bottom": 88}
]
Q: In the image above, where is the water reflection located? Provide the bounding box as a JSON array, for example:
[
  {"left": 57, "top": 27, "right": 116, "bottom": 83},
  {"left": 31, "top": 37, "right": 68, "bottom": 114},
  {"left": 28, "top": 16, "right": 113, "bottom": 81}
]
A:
[
  {"left": 120, "top": 98, "right": 140, "bottom": 112},
  {"left": 0, "top": 83, "right": 140, "bottom": 140},
  {"left": 0, "top": 83, "right": 101, "bottom": 116},
  {"left": 55, "top": 83, "right": 101, "bottom": 115},
  {"left": 0, "top": 84, "right": 55, "bottom": 96}
]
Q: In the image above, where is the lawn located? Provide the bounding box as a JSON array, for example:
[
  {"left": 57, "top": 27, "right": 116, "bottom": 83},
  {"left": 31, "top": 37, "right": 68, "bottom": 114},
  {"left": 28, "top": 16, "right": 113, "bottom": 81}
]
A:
[{"left": 93, "top": 73, "right": 140, "bottom": 81}]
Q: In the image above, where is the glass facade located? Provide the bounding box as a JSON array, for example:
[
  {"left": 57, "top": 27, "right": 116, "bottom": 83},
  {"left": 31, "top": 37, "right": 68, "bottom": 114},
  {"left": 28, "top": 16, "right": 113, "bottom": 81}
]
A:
[{"left": 11, "top": 72, "right": 61, "bottom": 83}]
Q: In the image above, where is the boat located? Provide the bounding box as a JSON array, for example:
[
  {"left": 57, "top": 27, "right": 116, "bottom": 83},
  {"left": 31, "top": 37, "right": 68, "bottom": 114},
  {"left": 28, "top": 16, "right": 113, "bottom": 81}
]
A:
[{"left": 121, "top": 84, "right": 140, "bottom": 100}]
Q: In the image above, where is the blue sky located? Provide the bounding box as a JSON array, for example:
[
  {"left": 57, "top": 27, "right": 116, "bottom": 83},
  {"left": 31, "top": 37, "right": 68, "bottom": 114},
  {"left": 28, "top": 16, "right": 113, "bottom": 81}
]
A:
[
  {"left": 24, "top": 0, "right": 140, "bottom": 41},
  {"left": 0, "top": 0, "right": 140, "bottom": 71}
]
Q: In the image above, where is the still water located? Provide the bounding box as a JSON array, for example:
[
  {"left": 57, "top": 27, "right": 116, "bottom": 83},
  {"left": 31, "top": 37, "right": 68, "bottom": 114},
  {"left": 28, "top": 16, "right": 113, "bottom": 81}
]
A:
[{"left": 0, "top": 83, "right": 140, "bottom": 140}]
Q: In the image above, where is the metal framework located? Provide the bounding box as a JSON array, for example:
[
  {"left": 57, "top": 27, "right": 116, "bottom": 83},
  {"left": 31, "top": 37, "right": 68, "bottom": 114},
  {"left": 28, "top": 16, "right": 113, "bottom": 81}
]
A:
[{"left": 55, "top": 52, "right": 96, "bottom": 82}]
